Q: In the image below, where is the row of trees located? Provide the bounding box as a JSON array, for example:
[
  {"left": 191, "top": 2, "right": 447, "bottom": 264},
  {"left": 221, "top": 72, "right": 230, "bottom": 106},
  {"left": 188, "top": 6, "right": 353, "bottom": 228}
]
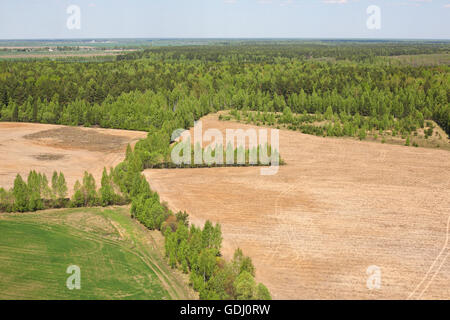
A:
[
  {"left": 113, "top": 144, "right": 271, "bottom": 299},
  {"left": 164, "top": 221, "right": 271, "bottom": 300},
  {"left": 0, "top": 169, "right": 126, "bottom": 213},
  {"left": 225, "top": 106, "right": 430, "bottom": 141},
  {"left": 0, "top": 171, "right": 67, "bottom": 212},
  {"left": 72, "top": 169, "right": 128, "bottom": 208}
]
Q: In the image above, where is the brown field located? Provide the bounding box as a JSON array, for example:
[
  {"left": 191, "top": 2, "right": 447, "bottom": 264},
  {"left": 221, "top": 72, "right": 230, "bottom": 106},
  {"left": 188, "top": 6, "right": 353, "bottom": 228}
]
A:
[
  {"left": 0, "top": 122, "right": 147, "bottom": 193},
  {"left": 144, "top": 113, "right": 450, "bottom": 300}
]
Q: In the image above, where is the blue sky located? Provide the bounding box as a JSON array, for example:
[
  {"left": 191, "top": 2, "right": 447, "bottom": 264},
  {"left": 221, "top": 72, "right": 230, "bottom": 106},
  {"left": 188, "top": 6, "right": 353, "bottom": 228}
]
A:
[{"left": 0, "top": 0, "right": 449, "bottom": 39}]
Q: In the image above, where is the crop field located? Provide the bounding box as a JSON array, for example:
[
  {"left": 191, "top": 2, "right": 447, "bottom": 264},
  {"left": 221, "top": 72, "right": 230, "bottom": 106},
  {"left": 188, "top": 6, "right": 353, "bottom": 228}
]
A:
[
  {"left": 0, "top": 122, "right": 147, "bottom": 193},
  {"left": 144, "top": 113, "right": 450, "bottom": 300},
  {"left": 0, "top": 49, "right": 137, "bottom": 61},
  {"left": 0, "top": 206, "right": 193, "bottom": 299}
]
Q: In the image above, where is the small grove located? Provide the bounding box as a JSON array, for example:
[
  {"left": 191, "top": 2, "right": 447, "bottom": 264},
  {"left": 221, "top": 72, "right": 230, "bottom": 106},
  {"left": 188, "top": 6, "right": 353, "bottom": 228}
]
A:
[
  {"left": 221, "top": 107, "right": 446, "bottom": 145},
  {"left": 0, "top": 168, "right": 126, "bottom": 213}
]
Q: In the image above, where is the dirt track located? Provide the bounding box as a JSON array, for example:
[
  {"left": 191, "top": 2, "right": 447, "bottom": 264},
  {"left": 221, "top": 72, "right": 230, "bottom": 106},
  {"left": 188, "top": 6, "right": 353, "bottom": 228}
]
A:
[
  {"left": 0, "top": 122, "right": 147, "bottom": 193},
  {"left": 144, "top": 114, "right": 450, "bottom": 300}
]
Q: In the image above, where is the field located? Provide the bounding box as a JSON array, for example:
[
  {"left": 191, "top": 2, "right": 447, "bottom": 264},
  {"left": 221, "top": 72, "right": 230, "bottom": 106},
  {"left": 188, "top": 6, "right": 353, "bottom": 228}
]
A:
[
  {"left": 0, "top": 40, "right": 141, "bottom": 61},
  {"left": 220, "top": 110, "right": 450, "bottom": 152},
  {"left": 0, "top": 122, "right": 147, "bottom": 193},
  {"left": 0, "top": 50, "right": 135, "bottom": 60},
  {"left": 144, "top": 113, "right": 450, "bottom": 300},
  {"left": 386, "top": 53, "right": 450, "bottom": 66},
  {"left": 0, "top": 206, "right": 194, "bottom": 299}
]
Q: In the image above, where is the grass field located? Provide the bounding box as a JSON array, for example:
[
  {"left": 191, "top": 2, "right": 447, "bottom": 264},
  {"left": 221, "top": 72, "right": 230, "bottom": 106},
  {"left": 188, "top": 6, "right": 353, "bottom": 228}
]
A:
[{"left": 0, "top": 207, "right": 193, "bottom": 300}]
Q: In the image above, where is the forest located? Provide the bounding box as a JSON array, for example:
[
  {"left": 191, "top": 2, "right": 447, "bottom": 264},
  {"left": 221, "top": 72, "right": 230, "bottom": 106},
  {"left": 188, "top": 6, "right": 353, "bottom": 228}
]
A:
[{"left": 0, "top": 41, "right": 448, "bottom": 300}]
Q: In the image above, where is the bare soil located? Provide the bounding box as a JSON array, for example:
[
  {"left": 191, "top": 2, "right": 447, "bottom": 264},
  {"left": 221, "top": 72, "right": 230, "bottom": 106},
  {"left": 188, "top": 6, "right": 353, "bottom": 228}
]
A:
[
  {"left": 144, "top": 113, "right": 450, "bottom": 300},
  {"left": 0, "top": 122, "right": 147, "bottom": 193}
]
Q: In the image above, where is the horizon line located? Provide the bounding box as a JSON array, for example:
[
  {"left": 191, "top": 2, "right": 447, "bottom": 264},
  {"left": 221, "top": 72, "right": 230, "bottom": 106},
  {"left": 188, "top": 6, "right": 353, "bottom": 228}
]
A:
[{"left": 0, "top": 37, "right": 449, "bottom": 42}]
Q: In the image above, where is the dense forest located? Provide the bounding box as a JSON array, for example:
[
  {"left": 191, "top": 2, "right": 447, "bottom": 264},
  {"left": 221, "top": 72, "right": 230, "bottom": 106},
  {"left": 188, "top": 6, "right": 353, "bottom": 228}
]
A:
[{"left": 0, "top": 41, "right": 449, "bottom": 300}]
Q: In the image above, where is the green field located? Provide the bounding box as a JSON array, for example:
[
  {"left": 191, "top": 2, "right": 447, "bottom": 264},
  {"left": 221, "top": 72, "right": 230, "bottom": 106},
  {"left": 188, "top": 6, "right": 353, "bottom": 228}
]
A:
[{"left": 0, "top": 207, "right": 193, "bottom": 300}]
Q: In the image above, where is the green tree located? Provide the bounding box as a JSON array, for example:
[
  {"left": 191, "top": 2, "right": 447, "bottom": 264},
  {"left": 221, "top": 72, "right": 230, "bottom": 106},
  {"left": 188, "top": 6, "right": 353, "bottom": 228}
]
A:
[
  {"left": 40, "top": 174, "right": 52, "bottom": 200},
  {"left": 27, "top": 170, "right": 43, "bottom": 211},
  {"left": 81, "top": 171, "right": 98, "bottom": 206},
  {"left": 51, "top": 171, "right": 58, "bottom": 200},
  {"left": 255, "top": 283, "right": 272, "bottom": 300},
  {"left": 358, "top": 128, "right": 367, "bottom": 141},
  {"left": 100, "top": 167, "right": 114, "bottom": 206},
  {"left": 71, "top": 180, "right": 84, "bottom": 207},
  {"left": 325, "top": 105, "right": 333, "bottom": 120},
  {"left": 234, "top": 271, "right": 256, "bottom": 300},
  {"left": 232, "top": 248, "right": 255, "bottom": 276},
  {"left": 57, "top": 172, "right": 68, "bottom": 200},
  {"left": 198, "top": 248, "right": 217, "bottom": 283},
  {"left": 13, "top": 174, "right": 29, "bottom": 212}
]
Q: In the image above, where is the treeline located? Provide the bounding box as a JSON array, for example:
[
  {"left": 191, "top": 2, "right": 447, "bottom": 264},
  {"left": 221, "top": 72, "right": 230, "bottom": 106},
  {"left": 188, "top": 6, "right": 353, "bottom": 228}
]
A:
[
  {"left": 223, "top": 106, "right": 434, "bottom": 141},
  {"left": 164, "top": 221, "right": 271, "bottom": 300},
  {"left": 147, "top": 141, "right": 283, "bottom": 169},
  {"left": 0, "top": 168, "right": 127, "bottom": 213},
  {"left": 115, "top": 154, "right": 272, "bottom": 300},
  {"left": 119, "top": 41, "right": 450, "bottom": 63}
]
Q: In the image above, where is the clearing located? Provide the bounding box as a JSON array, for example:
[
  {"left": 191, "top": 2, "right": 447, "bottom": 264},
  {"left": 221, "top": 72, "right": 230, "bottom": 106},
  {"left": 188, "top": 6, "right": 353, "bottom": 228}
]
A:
[
  {"left": 0, "top": 206, "right": 194, "bottom": 299},
  {"left": 0, "top": 122, "right": 147, "bottom": 193},
  {"left": 144, "top": 113, "right": 450, "bottom": 300}
]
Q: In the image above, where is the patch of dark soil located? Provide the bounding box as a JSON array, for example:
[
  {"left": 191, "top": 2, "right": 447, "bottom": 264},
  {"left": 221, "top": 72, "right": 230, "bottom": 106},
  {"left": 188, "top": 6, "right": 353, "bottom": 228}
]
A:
[
  {"left": 24, "top": 127, "right": 130, "bottom": 152},
  {"left": 33, "top": 154, "right": 65, "bottom": 161}
]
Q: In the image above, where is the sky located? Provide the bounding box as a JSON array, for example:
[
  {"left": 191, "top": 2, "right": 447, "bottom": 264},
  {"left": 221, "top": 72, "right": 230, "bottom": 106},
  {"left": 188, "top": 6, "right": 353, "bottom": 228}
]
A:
[{"left": 0, "top": 0, "right": 449, "bottom": 40}]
